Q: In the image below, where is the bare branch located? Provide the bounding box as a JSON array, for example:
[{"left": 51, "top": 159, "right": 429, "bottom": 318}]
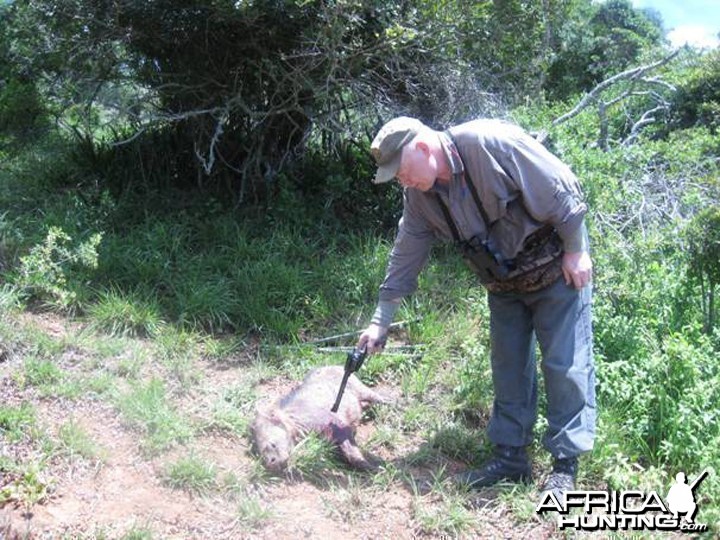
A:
[
  {"left": 194, "top": 107, "right": 229, "bottom": 176},
  {"left": 537, "top": 50, "right": 680, "bottom": 147},
  {"left": 550, "top": 50, "right": 680, "bottom": 128},
  {"left": 622, "top": 105, "right": 668, "bottom": 146}
]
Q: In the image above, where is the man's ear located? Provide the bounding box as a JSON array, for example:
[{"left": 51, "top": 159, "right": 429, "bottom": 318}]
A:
[{"left": 415, "top": 140, "right": 431, "bottom": 156}]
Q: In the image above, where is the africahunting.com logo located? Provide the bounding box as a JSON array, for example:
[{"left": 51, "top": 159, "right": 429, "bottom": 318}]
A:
[{"left": 536, "top": 469, "right": 709, "bottom": 532}]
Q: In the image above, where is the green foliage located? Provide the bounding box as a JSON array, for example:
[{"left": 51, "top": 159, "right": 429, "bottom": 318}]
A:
[
  {"left": 91, "top": 203, "right": 393, "bottom": 336},
  {"left": 2, "top": 0, "right": 417, "bottom": 199},
  {"left": 15, "top": 226, "right": 103, "bottom": 312},
  {"left": 0, "top": 5, "right": 47, "bottom": 143},
  {"left": 0, "top": 463, "right": 51, "bottom": 507},
  {"left": 669, "top": 50, "right": 720, "bottom": 132},
  {"left": 116, "top": 379, "right": 194, "bottom": 454},
  {"left": 22, "top": 358, "right": 63, "bottom": 387},
  {"left": 236, "top": 493, "right": 274, "bottom": 530},
  {"left": 600, "top": 328, "right": 715, "bottom": 465},
  {"left": 163, "top": 454, "right": 217, "bottom": 494},
  {"left": 120, "top": 528, "right": 155, "bottom": 540},
  {"left": 687, "top": 206, "right": 720, "bottom": 287},
  {"left": 685, "top": 205, "right": 720, "bottom": 332},
  {"left": 57, "top": 419, "right": 101, "bottom": 461},
  {"left": 2, "top": 0, "right": 669, "bottom": 202},
  {"left": 285, "top": 431, "right": 343, "bottom": 481},
  {"left": 88, "top": 287, "right": 164, "bottom": 338},
  {"left": 409, "top": 474, "right": 477, "bottom": 537},
  {"left": 0, "top": 283, "right": 23, "bottom": 313},
  {"left": 0, "top": 403, "right": 37, "bottom": 443},
  {"left": 0, "top": 77, "right": 47, "bottom": 140},
  {"left": 545, "top": 0, "right": 664, "bottom": 100}
]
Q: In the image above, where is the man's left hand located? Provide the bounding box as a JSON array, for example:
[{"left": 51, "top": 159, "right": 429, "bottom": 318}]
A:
[{"left": 562, "top": 251, "right": 593, "bottom": 290}]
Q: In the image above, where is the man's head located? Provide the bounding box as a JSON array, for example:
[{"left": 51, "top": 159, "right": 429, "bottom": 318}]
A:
[{"left": 370, "top": 117, "right": 444, "bottom": 191}]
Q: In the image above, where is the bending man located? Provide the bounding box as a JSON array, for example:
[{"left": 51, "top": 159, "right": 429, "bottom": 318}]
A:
[{"left": 358, "top": 117, "right": 595, "bottom": 501}]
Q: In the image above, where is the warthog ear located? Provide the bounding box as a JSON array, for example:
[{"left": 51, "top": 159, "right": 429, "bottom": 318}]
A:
[
  {"left": 268, "top": 408, "right": 301, "bottom": 440},
  {"left": 251, "top": 404, "right": 286, "bottom": 429}
]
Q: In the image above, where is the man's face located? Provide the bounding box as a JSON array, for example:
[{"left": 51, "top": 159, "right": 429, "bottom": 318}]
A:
[{"left": 396, "top": 141, "right": 437, "bottom": 191}]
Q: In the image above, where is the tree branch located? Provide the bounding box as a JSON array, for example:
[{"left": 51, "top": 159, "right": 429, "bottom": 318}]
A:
[{"left": 551, "top": 50, "right": 679, "bottom": 128}]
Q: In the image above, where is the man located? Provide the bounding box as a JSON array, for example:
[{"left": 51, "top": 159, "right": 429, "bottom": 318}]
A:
[{"left": 357, "top": 117, "right": 595, "bottom": 501}]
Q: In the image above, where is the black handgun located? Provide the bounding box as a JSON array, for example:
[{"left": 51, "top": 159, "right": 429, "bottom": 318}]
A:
[{"left": 330, "top": 345, "right": 368, "bottom": 413}]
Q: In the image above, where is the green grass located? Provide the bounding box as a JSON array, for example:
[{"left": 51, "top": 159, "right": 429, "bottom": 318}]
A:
[
  {"left": 115, "top": 379, "right": 194, "bottom": 454},
  {"left": 0, "top": 463, "right": 52, "bottom": 507},
  {"left": 163, "top": 454, "right": 217, "bottom": 494},
  {"left": 19, "top": 357, "right": 84, "bottom": 398},
  {"left": 408, "top": 471, "right": 478, "bottom": 537},
  {"left": 285, "top": 432, "right": 344, "bottom": 481},
  {"left": 0, "top": 283, "right": 23, "bottom": 312},
  {"left": 120, "top": 526, "right": 155, "bottom": 540},
  {"left": 322, "top": 476, "right": 376, "bottom": 524},
  {"left": 0, "top": 403, "right": 37, "bottom": 442},
  {"left": 60, "top": 524, "right": 157, "bottom": 540},
  {"left": 236, "top": 493, "right": 274, "bottom": 529},
  {"left": 207, "top": 382, "right": 257, "bottom": 435},
  {"left": 151, "top": 325, "right": 201, "bottom": 387},
  {"left": 22, "top": 357, "right": 63, "bottom": 386},
  {"left": 57, "top": 419, "right": 102, "bottom": 461},
  {"left": 0, "top": 401, "right": 54, "bottom": 509},
  {"left": 87, "top": 286, "right": 164, "bottom": 337}
]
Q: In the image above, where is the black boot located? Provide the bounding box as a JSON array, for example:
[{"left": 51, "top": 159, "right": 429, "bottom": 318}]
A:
[
  {"left": 454, "top": 445, "right": 532, "bottom": 490},
  {"left": 540, "top": 456, "right": 578, "bottom": 503}
]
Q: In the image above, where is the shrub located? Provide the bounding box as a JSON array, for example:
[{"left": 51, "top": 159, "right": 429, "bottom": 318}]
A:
[
  {"left": 15, "top": 226, "right": 103, "bottom": 312},
  {"left": 685, "top": 205, "right": 720, "bottom": 334},
  {"left": 0, "top": 78, "right": 47, "bottom": 140}
]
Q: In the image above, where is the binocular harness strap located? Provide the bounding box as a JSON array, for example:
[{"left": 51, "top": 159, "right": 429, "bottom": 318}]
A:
[
  {"left": 444, "top": 130, "right": 494, "bottom": 234},
  {"left": 434, "top": 192, "right": 463, "bottom": 244}
]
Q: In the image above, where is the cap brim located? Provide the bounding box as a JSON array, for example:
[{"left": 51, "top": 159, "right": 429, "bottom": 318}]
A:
[{"left": 373, "top": 153, "right": 402, "bottom": 184}]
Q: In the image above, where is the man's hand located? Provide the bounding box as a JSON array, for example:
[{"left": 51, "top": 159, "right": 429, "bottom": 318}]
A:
[
  {"left": 357, "top": 323, "right": 388, "bottom": 354},
  {"left": 562, "top": 250, "right": 593, "bottom": 290}
]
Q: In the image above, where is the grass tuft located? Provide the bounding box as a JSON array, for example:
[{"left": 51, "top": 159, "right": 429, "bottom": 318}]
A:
[
  {"left": 236, "top": 492, "right": 274, "bottom": 529},
  {"left": 408, "top": 471, "right": 477, "bottom": 537},
  {"left": 116, "top": 379, "right": 193, "bottom": 454},
  {"left": 0, "top": 403, "right": 37, "bottom": 442},
  {"left": 0, "top": 283, "right": 24, "bottom": 312},
  {"left": 163, "top": 454, "right": 217, "bottom": 494},
  {"left": 88, "top": 287, "right": 164, "bottom": 337},
  {"left": 57, "top": 419, "right": 102, "bottom": 461},
  {"left": 286, "top": 432, "right": 343, "bottom": 481}
]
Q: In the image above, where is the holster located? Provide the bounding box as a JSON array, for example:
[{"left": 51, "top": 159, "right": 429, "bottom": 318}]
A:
[{"left": 459, "top": 236, "right": 511, "bottom": 282}]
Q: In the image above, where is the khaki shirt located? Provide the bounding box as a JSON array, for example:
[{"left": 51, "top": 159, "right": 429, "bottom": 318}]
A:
[{"left": 378, "top": 119, "right": 587, "bottom": 303}]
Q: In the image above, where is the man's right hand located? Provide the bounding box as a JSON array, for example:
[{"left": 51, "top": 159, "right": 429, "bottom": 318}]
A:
[{"left": 357, "top": 323, "right": 388, "bottom": 354}]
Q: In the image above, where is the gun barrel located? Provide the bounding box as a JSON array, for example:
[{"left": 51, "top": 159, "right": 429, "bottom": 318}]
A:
[{"left": 331, "top": 371, "right": 351, "bottom": 412}]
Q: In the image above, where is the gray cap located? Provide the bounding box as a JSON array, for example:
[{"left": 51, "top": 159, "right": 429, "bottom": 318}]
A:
[{"left": 370, "top": 117, "right": 425, "bottom": 184}]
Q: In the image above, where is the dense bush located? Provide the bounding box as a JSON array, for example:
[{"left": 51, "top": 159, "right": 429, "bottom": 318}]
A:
[
  {"left": 1, "top": 0, "right": 673, "bottom": 203},
  {"left": 669, "top": 50, "right": 720, "bottom": 132}
]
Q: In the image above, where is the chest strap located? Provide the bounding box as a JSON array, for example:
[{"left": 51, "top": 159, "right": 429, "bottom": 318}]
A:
[{"left": 443, "top": 130, "right": 493, "bottom": 236}]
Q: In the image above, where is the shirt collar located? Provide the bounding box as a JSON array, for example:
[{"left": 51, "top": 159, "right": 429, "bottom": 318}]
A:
[{"left": 438, "top": 130, "right": 464, "bottom": 182}]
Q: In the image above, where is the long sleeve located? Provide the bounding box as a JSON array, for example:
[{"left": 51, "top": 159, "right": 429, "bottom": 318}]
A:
[
  {"left": 376, "top": 190, "right": 435, "bottom": 306},
  {"left": 496, "top": 133, "right": 587, "bottom": 251}
]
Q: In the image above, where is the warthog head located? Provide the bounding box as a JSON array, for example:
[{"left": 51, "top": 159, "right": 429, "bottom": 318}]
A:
[{"left": 250, "top": 408, "right": 296, "bottom": 471}]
